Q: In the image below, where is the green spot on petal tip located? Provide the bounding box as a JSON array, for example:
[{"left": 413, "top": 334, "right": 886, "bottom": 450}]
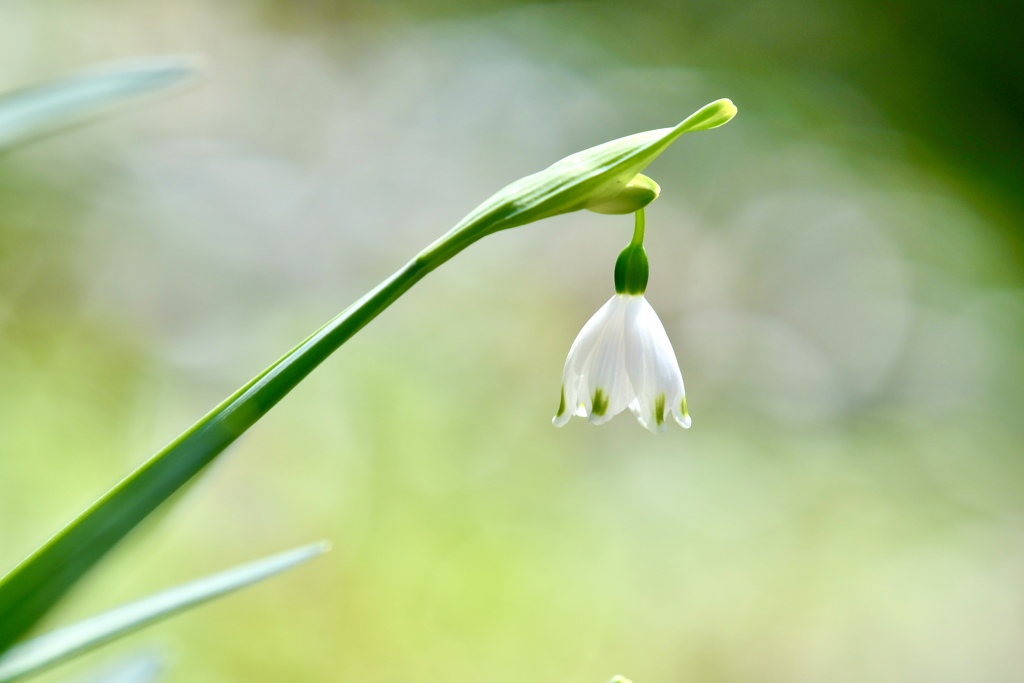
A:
[{"left": 592, "top": 388, "right": 609, "bottom": 417}]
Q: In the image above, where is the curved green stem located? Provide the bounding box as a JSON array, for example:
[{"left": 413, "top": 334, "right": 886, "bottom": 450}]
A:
[
  {"left": 630, "top": 208, "right": 646, "bottom": 246},
  {"left": 0, "top": 97, "right": 737, "bottom": 653},
  {"left": 0, "top": 240, "right": 462, "bottom": 652}
]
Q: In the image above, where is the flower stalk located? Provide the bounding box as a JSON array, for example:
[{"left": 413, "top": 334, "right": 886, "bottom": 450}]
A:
[
  {"left": 555, "top": 208, "right": 691, "bottom": 432},
  {"left": 0, "top": 99, "right": 735, "bottom": 650}
]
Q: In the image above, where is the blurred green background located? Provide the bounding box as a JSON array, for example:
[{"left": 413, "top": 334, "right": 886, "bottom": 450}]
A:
[{"left": 2, "top": 1, "right": 1023, "bottom": 681}]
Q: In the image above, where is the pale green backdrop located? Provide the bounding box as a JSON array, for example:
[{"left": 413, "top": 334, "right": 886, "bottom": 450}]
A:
[{"left": 1, "top": 1, "right": 1023, "bottom": 681}]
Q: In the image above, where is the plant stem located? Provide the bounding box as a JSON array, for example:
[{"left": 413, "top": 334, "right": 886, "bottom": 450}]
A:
[
  {"left": 631, "top": 208, "right": 645, "bottom": 246},
  {"left": 0, "top": 97, "right": 738, "bottom": 650},
  {"left": 0, "top": 237, "right": 466, "bottom": 652}
]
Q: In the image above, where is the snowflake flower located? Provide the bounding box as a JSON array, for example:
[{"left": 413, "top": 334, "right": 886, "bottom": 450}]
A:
[{"left": 553, "top": 210, "right": 690, "bottom": 432}]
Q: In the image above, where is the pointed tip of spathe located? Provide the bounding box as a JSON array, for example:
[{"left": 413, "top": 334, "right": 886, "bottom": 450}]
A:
[
  {"left": 677, "top": 98, "right": 738, "bottom": 134},
  {"left": 717, "top": 98, "right": 738, "bottom": 125},
  {"left": 716, "top": 97, "right": 738, "bottom": 118}
]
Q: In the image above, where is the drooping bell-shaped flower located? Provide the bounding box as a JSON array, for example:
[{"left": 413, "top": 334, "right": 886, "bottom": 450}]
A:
[{"left": 553, "top": 210, "right": 690, "bottom": 433}]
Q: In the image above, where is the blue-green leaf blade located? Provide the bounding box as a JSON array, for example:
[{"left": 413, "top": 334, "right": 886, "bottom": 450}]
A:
[
  {"left": 0, "top": 57, "right": 202, "bottom": 153},
  {"left": 0, "top": 543, "right": 327, "bottom": 683}
]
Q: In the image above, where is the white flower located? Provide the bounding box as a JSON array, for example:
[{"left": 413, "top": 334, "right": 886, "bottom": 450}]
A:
[{"left": 553, "top": 293, "right": 691, "bottom": 432}]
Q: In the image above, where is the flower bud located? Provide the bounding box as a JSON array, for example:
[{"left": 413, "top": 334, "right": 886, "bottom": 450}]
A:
[{"left": 583, "top": 173, "right": 661, "bottom": 215}]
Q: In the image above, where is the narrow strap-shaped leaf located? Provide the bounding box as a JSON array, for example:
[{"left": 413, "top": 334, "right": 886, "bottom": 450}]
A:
[
  {"left": 0, "top": 57, "right": 202, "bottom": 153},
  {"left": 0, "top": 99, "right": 735, "bottom": 652},
  {"left": 0, "top": 543, "right": 327, "bottom": 682}
]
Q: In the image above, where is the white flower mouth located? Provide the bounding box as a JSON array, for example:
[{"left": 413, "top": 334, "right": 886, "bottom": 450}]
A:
[{"left": 553, "top": 294, "right": 690, "bottom": 433}]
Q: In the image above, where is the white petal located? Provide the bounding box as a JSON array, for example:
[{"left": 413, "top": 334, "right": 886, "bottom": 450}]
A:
[
  {"left": 553, "top": 296, "right": 621, "bottom": 425},
  {"left": 628, "top": 397, "right": 660, "bottom": 434},
  {"left": 552, "top": 385, "right": 573, "bottom": 427},
  {"left": 583, "top": 296, "right": 633, "bottom": 424},
  {"left": 624, "top": 296, "right": 688, "bottom": 430},
  {"left": 672, "top": 394, "right": 692, "bottom": 429}
]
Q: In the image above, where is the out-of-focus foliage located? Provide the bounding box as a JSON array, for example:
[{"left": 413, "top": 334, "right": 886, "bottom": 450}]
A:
[
  {"left": 71, "top": 653, "right": 162, "bottom": 683},
  {"left": 0, "top": 544, "right": 325, "bottom": 682},
  {"left": 0, "top": 58, "right": 201, "bottom": 153},
  {"left": 1, "top": 1, "right": 1022, "bottom": 682},
  {"left": 260, "top": 0, "right": 1024, "bottom": 262},
  {"left": 0, "top": 58, "right": 219, "bottom": 655}
]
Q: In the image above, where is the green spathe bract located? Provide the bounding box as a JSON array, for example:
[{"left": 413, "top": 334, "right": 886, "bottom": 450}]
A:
[
  {"left": 584, "top": 173, "right": 660, "bottom": 215},
  {"left": 0, "top": 98, "right": 736, "bottom": 654},
  {"left": 419, "top": 98, "right": 736, "bottom": 264}
]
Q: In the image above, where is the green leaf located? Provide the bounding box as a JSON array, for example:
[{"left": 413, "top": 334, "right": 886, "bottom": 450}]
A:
[
  {"left": 0, "top": 98, "right": 734, "bottom": 653},
  {"left": 0, "top": 57, "right": 202, "bottom": 153},
  {"left": 0, "top": 543, "right": 327, "bottom": 682}
]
